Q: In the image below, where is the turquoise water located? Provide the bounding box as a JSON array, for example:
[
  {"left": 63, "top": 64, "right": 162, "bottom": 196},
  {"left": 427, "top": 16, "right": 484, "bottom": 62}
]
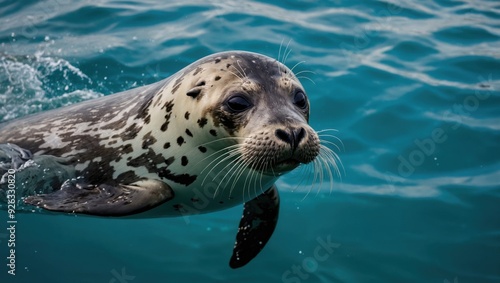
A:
[{"left": 1, "top": 0, "right": 499, "bottom": 282}]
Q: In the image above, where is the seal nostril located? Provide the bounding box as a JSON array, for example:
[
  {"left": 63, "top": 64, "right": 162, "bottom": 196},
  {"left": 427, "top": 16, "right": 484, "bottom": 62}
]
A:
[
  {"left": 294, "top": 128, "right": 306, "bottom": 145},
  {"left": 276, "top": 128, "right": 306, "bottom": 151},
  {"left": 275, "top": 129, "right": 292, "bottom": 145}
]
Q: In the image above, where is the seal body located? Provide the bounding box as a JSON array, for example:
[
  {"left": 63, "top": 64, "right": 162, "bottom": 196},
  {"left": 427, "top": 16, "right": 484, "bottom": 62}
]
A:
[{"left": 0, "top": 51, "right": 320, "bottom": 267}]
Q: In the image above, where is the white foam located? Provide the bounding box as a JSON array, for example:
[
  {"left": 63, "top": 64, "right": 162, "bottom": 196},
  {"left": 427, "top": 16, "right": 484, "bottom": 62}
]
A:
[{"left": 0, "top": 52, "right": 102, "bottom": 122}]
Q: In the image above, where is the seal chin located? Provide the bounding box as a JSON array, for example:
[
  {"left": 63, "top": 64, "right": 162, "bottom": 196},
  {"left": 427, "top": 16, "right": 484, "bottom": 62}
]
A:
[{"left": 262, "top": 158, "right": 301, "bottom": 176}]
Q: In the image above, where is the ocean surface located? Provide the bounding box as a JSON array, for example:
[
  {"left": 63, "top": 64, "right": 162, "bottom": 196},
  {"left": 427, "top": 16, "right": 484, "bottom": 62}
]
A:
[{"left": 0, "top": 0, "right": 499, "bottom": 282}]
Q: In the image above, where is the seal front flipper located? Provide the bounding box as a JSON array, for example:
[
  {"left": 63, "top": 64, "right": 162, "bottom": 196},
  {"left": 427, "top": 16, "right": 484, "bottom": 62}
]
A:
[
  {"left": 24, "top": 179, "right": 174, "bottom": 216},
  {"left": 229, "top": 185, "right": 280, "bottom": 268}
]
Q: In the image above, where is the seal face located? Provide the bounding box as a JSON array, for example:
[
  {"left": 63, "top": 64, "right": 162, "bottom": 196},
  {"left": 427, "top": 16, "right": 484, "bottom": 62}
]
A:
[{"left": 0, "top": 51, "right": 322, "bottom": 268}]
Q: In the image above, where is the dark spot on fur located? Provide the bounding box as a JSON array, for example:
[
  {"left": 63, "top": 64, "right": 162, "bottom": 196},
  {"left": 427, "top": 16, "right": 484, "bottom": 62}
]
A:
[
  {"left": 162, "top": 100, "right": 174, "bottom": 112},
  {"left": 171, "top": 77, "right": 183, "bottom": 94},
  {"left": 193, "top": 67, "right": 203, "bottom": 76},
  {"left": 181, "top": 156, "right": 188, "bottom": 166},
  {"left": 116, "top": 170, "right": 140, "bottom": 184},
  {"left": 185, "top": 129, "right": 193, "bottom": 137},
  {"left": 158, "top": 169, "right": 196, "bottom": 186},
  {"left": 184, "top": 111, "right": 190, "bottom": 120},
  {"left": 108, "top": 140, "right": 117, "bottom": 145},
  {"left": 135, "top": 92, "right": 155, "bottom": 124},
  {"left": 197, "top": 117, "right": 207, "bottom": 128},
  {"left": 164, "top": 156, "right": 175, "bottom": 166},
  {"left": 160, "top": 100, "right": 174, "bottom": 132},
  {"left": 209, "top": 129, "right": 217, "bottom": 136},
  {"left": 198, "top": 146, "right": 207, "bottom": 153},
  {"left": 226, "top": 63, "right": 231, "bottom": 68},
  {"left": 177, "top": 136, "right": 184, "bottom": 146},
  {"left": 163, "top": 142, "right": 170, "bottom": 149},
  {"left": 160, "top": 119, "right": 170, "bottom": 132},
  {"left": 120, "top": 124, "right": 141, "bottom": 141},
  {"left": 127, "top": 148, "right": 166, "bottom": 173},
  {"left": 121, "top": 144, "right": 133, "bottom": 154},
  {"left": 81, "top": 159, "right": 114, "bottom": 185},
  {"left": 215, "top": 58, "right": 221, "bottom": 63},
  {"left": 142, "top": 131, "right": 157, "bottom": 149},
  {"left": 215, "top": 75, "right": 221, "bottom": 81}
]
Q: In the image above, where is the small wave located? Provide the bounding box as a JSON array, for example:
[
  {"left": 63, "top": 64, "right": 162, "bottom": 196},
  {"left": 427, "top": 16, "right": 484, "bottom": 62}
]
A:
[{"left": 0, "top": 52, "right": 102, "bottom": 121}]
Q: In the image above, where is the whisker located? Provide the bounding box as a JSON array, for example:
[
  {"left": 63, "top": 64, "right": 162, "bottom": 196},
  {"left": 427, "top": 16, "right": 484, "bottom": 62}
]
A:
[
  {"left": 283, "top": 41, "right": 293, "bottom": 66},
  {"left": 198, "top": 145, "right": 240, "bottom": 174},
  {"left": 319, "top": 140, "right": 342, "bottom": 152},
  {"left": 276, "top": 38, "right": 287, "bottom": 79},
  {"left": 236, "top": 59, "right": 247, "bottom": 80},
  {"left": 320, "top": 144, "right": 344, "bottom": 180},
  {"left": 318, "top": 133, "right": 344, "bottom": 149},
  {"left": 297, "top": 76, "right": 316, "bottom": 85},
  {"left": 294, "top": 70, "right": 317, "bottom": 77},
  {"left": 227, "top": 69, "right": 244, "bottom": 83},
  {"left": 228, "top": 152, "right": 252, "bottom": 199},
  {"left": 316, "top": 128, "right": 340, "bottom": 134},
  {"left": 197, "top": 136, "right": 245, "bottom": 147},
  {"left": 214, "top": 155, "right": 244, "bottom": 198},
  {"left": 289, "top": 61, "right": 306, "bottom": 74},
  {"left": 291, "top": 164, "right": 310, "bottom": 193},
  {"left": 201, "top": 147, "right": 240, "bottom": 186}
]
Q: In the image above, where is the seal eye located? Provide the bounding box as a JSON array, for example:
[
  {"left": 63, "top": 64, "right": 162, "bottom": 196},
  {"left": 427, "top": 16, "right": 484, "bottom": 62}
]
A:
[
  {"left": 226, "top": 96, "right": 252, "bottom": 113},
  {"left": 293, "top": 91, "right": 308, "bottom": 109}
]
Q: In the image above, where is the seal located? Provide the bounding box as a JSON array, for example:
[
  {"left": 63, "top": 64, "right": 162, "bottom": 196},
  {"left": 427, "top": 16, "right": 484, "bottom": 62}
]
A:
[{"left": 0, "top": 51, "right": 323, "bottom": 268}]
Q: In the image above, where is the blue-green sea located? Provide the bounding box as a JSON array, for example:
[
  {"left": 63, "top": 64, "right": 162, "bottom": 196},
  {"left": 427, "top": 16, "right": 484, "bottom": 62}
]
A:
[{"left": 1, "top": 1, "right": 499, "bottom": 282}]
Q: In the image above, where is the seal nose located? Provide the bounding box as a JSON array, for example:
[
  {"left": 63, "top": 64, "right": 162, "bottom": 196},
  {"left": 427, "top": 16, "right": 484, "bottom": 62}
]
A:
[{"left": 275, "top": 127, "right": 306, "bottom": 151}]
